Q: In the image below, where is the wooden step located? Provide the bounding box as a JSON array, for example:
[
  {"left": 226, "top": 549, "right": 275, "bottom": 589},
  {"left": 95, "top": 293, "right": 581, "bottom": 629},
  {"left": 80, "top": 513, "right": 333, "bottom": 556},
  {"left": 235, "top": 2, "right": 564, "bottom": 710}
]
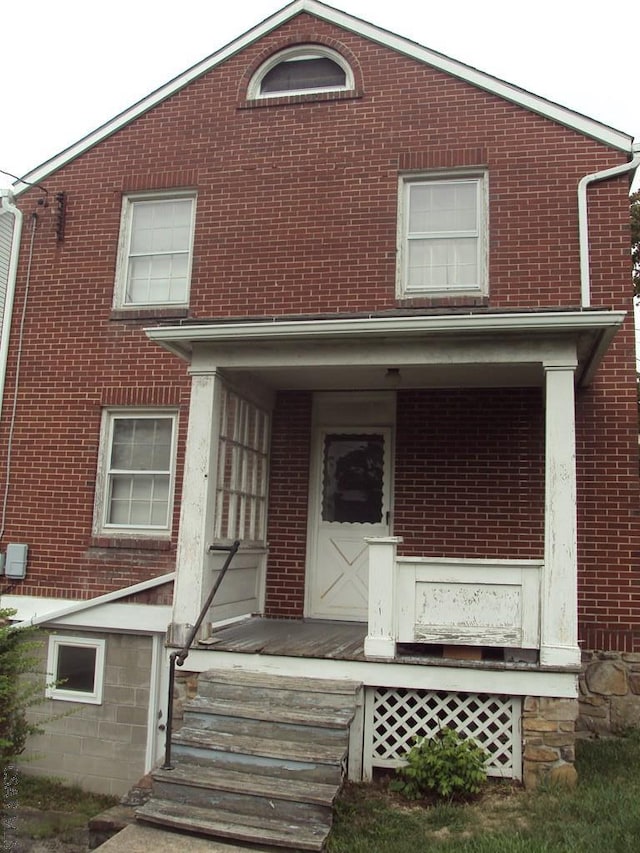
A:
[
  {"left": 152, "top": 763, "right": 337, "bottom": 823},
  {"left": 171, "top": 727, "right": 345, "bottom": 784},
  {"left": 198, "top": 671, "right": 361, "bottom": 708},
  {"left": 136, "top": 799, "right": 329, "bottom": 852},
  {"left": 183, "top": 696, "right": 353, "bottom": 744}
]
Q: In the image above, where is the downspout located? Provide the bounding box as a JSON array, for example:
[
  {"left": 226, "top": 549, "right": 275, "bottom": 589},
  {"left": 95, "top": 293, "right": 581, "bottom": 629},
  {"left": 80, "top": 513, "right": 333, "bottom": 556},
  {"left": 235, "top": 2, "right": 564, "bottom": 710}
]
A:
[
  {"left": 0, "top": 190, "right": 23, "bottom": 422},
  {"left": 578, "top": 143, "right": 640, "bottom": 307}
]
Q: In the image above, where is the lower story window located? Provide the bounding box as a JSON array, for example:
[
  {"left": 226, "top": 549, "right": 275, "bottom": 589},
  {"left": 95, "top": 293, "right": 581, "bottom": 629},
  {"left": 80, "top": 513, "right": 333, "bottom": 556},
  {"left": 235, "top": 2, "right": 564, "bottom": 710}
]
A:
[
  {"left": 46, "top": 636, "right": 106, "bottom": 704},
  {"left": 94, "top": 410, "right": 178, "bottom": 537}
]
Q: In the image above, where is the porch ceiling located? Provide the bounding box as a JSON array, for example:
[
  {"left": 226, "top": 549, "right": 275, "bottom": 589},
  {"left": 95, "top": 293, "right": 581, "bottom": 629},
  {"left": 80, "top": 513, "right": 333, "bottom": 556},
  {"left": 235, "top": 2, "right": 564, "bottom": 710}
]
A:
[{"left": 145, "top": 310, "right": 625, "bottom": 389}]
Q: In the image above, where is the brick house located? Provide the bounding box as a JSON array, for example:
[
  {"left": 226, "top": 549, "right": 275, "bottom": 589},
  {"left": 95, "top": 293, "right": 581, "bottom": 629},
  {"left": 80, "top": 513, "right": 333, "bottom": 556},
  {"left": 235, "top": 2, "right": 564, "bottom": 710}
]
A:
[{"left": 1, "top": 0, "right": 638, "bottom": 822}]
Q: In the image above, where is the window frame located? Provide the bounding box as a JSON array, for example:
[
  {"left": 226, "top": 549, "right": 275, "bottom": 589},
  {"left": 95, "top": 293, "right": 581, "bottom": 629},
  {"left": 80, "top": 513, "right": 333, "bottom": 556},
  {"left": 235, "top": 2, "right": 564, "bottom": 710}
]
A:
[
  {"left": 247, "top": 45, "right": 354, "bottom": 100},
  {"left": 214, "top": 387, "right": 271, "bottom": 546},
  {"left": 396, "top": 172, "right": 488, "bottom": 299},
  {"left": 93, "top": 409, "right": 179, "bottom": 539},
  {"left": 46, "top": 635, "right": 106, "bottom": 704},
  {"left": 113, "top": 191, "right": 196, "bottom": 309}
]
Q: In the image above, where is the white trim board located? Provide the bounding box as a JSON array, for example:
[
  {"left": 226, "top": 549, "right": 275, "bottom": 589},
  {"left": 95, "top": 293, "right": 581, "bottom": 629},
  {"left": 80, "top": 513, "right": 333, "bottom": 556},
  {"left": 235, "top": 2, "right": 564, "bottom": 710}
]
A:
[
  {"left": 12, "top": 1, "right": 633, "bottom": 195},
  {"left": 3, "top": 593, "right": 172, "bottom": 633},
  {"left": 179, "top": 648, "right": 579, "bottom": 698}
]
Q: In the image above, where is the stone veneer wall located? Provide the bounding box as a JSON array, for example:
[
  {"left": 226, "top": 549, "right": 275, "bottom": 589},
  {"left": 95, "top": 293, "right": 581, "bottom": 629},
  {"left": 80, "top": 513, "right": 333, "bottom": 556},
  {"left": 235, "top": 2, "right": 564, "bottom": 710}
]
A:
[
  {"left": 522, "top": 696, "right": 578, "bottom": 788},
  {"left": 578, "top": 651, "right": 640, "bottom": 735}
]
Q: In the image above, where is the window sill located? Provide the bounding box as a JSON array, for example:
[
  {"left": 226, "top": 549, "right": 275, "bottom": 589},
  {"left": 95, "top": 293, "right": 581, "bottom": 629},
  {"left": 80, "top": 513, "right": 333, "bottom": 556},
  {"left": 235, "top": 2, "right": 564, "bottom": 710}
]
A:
[
  {"left": 396, "top": 294, "right": 490, "bottom": 309},
  {"left": 110, "top": 307, "right": 189, "bottom": 322},
  {"left": 89, "top": 536, "right": 173, "bottom": 551},
  {"left": 240, "top": 89, "right": 362, "bottom": 109}
]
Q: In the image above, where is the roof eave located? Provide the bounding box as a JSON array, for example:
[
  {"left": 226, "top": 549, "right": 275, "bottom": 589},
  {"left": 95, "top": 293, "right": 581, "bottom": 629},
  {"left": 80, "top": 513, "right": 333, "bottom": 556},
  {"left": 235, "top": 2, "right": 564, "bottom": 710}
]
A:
[{"left": 144, "top": 309, "right": 626, "bottom": 387}]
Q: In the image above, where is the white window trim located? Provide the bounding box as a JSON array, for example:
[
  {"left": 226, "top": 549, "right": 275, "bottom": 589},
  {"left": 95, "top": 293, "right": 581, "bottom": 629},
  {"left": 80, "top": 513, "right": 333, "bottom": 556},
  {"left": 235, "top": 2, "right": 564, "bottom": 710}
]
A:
[
  {"left": 396, "top": 171, "right": 488, "bottom": 299},
  {"left": 113, "top": 191, "right": 196, "bottom": 309},
  {"left": 46, "top": 635, "right": 106, "bottom": 704},
  {"left": 247, "top": 45, "right": 354, "bottom": 100},
  {"left": 93, "top": 409, "right": 179, "bottom": 539}
]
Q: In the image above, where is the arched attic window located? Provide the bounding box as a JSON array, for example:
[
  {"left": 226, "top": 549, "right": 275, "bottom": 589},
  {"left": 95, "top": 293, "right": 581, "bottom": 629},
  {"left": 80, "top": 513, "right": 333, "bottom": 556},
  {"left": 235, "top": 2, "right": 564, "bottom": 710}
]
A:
[{"left": 248, "top": 46, "right": 354, "bottom": 100}]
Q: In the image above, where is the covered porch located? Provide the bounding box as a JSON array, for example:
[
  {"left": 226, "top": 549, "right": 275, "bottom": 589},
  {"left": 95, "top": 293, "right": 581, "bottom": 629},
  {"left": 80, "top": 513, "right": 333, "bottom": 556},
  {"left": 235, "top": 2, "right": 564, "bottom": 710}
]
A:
[{"left": 146, "top": 310, "right": 624, "bottom": 671}]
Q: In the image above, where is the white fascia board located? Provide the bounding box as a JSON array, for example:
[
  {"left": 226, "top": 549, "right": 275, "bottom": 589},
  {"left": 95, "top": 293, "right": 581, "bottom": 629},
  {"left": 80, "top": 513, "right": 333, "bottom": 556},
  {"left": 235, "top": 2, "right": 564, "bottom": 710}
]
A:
[
  {"left": 180, "top": 648, "right": 579, "bottom": 698},
  {"left": 8, "top": 572, "right": 175, "bottom": 628},
  {"left": 145, "top": 310, "right": 626, "bottom": 355},
  {"left": 13, "top": 2, "right": 633, "bottom": 194},
  {"left": 52, "top": 602, "right": 171, "bottom": 633},
  {"left": 3, "top": 595, "right": 170, "bottom": 633}
]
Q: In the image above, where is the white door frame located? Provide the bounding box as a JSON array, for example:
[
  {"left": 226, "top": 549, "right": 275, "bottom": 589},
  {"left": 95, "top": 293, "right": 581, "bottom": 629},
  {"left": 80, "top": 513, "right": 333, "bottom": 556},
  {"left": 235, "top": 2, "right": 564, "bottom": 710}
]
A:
[{"left": 305, "top": 391, "right": 396, "bottom": 620}]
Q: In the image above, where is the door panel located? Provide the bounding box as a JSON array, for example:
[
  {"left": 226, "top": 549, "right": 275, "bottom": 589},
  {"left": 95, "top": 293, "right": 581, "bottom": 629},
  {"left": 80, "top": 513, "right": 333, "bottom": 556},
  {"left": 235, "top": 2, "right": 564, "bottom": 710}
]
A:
[{"left": 309, "top": 429, "right": 390, "bottom": 620}]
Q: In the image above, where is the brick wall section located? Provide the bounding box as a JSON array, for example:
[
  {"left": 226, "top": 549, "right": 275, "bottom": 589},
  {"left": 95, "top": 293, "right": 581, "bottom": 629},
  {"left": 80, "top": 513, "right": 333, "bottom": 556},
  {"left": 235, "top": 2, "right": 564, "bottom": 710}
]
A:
[
  {"left": 265, "top": 392, "right": 312, "bottom": 617},
  {"left": 0, "top": 12, "right": 636, "bottom": 645},
  {"left": 394, "top": 389, "right": 545, "bottom": 557}
]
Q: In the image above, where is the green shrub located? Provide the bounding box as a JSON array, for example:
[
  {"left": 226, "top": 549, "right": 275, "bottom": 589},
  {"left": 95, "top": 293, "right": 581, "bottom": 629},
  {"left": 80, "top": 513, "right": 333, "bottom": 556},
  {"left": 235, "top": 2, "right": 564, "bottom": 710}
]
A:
[
  {"left": 0, "top": 608, "right": 47, "bottom": 773},
  {"left": 391, "top": 727, "right": 488, "bottom": 801}
]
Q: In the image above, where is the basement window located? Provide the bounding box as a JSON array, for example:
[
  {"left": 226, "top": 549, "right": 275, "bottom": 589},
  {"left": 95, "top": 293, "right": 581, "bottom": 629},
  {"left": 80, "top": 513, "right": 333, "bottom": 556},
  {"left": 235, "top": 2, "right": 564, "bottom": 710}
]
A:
[
  {"left": 248, "top": 46, "right": 354, "bottom": 100},
  {"left": 46, "top": 636, "right": 106, "bottom": 704}
]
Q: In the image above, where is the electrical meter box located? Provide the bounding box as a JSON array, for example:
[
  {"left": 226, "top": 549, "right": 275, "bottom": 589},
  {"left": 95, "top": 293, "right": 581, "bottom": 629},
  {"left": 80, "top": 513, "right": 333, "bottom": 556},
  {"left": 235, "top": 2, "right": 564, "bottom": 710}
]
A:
[{"left": 5, "top": 543, "right": 28, "bottom": 579}]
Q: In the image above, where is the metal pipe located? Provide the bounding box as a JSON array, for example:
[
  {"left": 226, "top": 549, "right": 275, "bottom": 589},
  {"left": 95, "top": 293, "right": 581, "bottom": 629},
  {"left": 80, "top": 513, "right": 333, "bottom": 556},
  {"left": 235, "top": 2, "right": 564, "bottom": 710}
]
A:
[{"left": 578, "top": 144, "right": 640, "bottom": 307}]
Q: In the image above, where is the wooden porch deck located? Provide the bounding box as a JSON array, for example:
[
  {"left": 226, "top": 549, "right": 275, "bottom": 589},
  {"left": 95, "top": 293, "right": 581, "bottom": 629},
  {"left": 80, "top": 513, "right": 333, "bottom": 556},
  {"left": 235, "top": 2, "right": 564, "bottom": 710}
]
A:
[{"left": 199, "top": 617, "right": 367, "bottom": 661}]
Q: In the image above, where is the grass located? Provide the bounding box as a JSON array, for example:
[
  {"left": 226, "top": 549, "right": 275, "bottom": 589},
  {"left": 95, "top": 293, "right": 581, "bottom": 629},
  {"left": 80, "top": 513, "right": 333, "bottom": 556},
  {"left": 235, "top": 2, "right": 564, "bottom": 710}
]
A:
[
  {"left": 1, "top": 771, "right": 118, "bottom": 840},
  {"left": 327, "top": 731, "right": 640, "bottom": 853}
]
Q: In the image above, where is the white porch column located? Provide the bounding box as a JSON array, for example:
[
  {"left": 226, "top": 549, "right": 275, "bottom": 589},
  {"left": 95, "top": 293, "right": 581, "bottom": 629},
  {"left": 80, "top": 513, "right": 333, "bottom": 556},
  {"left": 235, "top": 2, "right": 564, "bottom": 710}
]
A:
[
  {"left": 169, "top": 370, "right": 224, "bottom": 647},
  {"left": 540, "top": 359, "right": 580, "bottom": 667},
  {"left": 364, "top": 537, "right": 403, "bottom": 658}
]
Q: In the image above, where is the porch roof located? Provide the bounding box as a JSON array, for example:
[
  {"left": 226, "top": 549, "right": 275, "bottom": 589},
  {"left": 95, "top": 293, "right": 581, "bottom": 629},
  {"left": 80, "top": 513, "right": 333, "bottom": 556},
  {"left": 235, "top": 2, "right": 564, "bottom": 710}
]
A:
[{"left": 146, "top": 310, "right": 624, "bottom": 389}]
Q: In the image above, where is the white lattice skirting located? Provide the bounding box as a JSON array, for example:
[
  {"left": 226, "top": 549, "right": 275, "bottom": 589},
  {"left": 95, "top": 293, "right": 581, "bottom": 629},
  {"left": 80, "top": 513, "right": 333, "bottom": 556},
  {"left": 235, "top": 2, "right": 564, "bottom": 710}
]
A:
[{"left": 363, "top": 687, "right": 522, "bottom": 780}]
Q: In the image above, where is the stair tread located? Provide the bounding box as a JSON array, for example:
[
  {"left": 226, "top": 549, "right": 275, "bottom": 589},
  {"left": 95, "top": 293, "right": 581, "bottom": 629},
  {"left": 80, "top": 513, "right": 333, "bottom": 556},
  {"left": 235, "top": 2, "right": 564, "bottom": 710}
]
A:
[
  {"left": 200, "top": 670, "right": 361, "bottom": 696},
  {"left": 137, "top": 799, "right": 329, "bottom": 851},
  {"left": 153, "top": 762, "right": 339, "bottom": 805},
  {"left": 184, "top": 696, "right": 355, "bottom": 728},
  {"left": 173, "top": 727, "right": 347, "bottom": 765}
]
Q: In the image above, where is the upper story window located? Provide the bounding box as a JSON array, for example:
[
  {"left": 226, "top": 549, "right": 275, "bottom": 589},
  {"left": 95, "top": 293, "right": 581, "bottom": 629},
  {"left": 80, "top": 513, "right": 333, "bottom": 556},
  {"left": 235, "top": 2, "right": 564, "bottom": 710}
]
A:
[
  {"left": 94, "top": 409, "right": 178, "bottom": 538},
  {"left": 248, "top": 46, "right": 354, "bottom": 100},
  {"left": 114, "top": 193, "right": 195, "bottom": 308},
  {"left": 397, "top": 174, "right": 487, "bottom": 298}
]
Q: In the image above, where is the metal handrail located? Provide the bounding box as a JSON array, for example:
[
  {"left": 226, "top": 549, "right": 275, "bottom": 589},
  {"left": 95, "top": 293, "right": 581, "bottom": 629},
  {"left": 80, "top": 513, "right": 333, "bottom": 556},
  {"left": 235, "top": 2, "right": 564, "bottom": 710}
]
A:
[{"left": 162, "top": 539, "right": 241, "bottom": 770}]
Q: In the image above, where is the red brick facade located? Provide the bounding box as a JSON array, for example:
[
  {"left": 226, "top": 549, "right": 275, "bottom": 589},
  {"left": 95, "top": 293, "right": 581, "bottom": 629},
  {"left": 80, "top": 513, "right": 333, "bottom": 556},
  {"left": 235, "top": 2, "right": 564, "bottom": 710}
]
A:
[{"left": 1, "top": 11, "right": 637, "bottom": 649}]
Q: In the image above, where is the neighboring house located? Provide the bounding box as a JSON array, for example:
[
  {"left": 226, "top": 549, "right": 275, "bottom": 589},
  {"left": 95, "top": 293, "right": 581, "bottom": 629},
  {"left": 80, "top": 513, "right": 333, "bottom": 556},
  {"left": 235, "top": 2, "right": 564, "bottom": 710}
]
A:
[{"left": 1, "top": 0, "right": 639, "bottom": 807}]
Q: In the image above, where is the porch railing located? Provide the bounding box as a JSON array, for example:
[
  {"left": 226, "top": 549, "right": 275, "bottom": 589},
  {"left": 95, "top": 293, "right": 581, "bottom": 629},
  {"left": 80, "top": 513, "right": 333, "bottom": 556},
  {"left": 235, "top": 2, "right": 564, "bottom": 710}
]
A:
[
  {"left": 364, "top": 537, "right": 543, "bottom": 659},
  {"left": 162, "top": 539, "right": 241, "bottom": 770}
]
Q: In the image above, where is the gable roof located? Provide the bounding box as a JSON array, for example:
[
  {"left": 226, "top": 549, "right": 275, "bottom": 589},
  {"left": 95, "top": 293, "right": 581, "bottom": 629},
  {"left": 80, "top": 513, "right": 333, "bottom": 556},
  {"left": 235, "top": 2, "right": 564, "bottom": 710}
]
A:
[{"left": 13, "top": 0, "right": 634, "bottom": 195}]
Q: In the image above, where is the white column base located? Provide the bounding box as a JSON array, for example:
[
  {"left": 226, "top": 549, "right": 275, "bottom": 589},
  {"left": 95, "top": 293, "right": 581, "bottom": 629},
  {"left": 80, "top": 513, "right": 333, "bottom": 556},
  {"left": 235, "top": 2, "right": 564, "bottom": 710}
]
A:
[
  {"left": 364, "top": 636, "right": 396, "bottom": 658},
  {"left": 539, "top": 644, "right": 581, "bottom": 668}
]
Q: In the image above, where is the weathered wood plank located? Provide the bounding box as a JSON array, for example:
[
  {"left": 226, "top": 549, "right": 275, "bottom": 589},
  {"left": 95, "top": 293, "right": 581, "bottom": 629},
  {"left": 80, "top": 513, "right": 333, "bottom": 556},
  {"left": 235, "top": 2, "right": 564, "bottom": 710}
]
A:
[
  {"left": 172, "top": 727, "right": 347, "bottom": 766},
  {"left": 137, "top": 800, "right": 327, "bottom": 851}
]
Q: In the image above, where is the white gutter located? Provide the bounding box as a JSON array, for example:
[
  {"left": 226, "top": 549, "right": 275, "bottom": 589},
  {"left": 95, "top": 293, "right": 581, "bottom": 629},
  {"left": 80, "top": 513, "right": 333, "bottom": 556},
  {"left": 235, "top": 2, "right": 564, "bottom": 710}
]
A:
[
  {"left": 14, "top": 571, "right": 175, "bottom": 628},
  {"left": 146, "top": 309, "right": 626, "bottom": 355},
  {"left": 578, "top": 143, "right": 640, "bottom": 307},
  {"left": 0, "top": 191, "right": 23, "bottom": 422}
]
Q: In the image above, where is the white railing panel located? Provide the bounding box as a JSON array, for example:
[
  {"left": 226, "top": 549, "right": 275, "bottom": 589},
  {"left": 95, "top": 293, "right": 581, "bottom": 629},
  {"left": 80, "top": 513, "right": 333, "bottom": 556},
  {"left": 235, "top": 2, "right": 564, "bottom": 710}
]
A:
[{"left": 396, "top": 558, "right": 542, "bottom": 649}]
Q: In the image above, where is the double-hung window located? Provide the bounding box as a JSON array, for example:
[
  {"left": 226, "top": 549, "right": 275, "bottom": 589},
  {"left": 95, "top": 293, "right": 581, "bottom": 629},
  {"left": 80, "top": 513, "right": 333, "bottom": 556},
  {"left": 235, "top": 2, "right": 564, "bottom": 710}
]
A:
[
  {"left": 398, "top": 174, "right": 487, "bottom": 297},
  {"left": 114, "top": 194, "right": 195, "bottom": 308},
  {"left": 95, "top": 411, "right": 178, "bottom": 537}
]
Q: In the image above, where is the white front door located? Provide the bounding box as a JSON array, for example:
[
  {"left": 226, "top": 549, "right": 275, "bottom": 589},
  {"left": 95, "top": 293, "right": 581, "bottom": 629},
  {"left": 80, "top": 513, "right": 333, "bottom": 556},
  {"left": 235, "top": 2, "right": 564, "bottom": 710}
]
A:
[{"left": 308, "top": 428, "right": 391, "bottom": 621}]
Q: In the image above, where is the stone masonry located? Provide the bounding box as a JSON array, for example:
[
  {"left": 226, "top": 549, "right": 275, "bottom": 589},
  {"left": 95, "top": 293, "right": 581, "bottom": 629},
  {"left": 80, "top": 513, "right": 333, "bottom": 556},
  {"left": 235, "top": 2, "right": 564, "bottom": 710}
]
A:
[
  {"left": 522, "top": 696, "right": 578, "bottom": 789},
  {"left": 578, "top": 651, "right": 640, "bottom": 736}
]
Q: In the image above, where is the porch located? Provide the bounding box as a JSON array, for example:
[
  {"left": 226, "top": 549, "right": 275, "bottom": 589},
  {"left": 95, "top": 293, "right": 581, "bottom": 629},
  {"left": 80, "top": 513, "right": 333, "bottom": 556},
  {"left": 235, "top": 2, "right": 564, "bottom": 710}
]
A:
[
  {"left": 177, "top": 614, "right": 578, "bottom": 784},
  {"left": 149, "top": 311, "right": 624, "bottom": 674}
]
